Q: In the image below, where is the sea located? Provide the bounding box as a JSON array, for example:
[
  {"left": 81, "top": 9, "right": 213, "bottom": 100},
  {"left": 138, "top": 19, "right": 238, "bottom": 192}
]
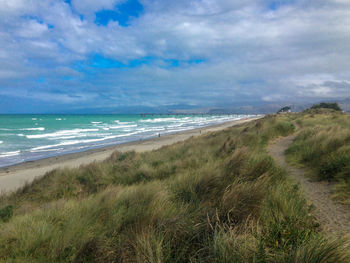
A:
[{"left": 0, "top": 114, "right": 255, "bottom": 168}]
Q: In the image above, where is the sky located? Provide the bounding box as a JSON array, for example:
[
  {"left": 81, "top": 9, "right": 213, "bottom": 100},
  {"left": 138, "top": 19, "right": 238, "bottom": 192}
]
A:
[{"left": 0, "top": 0, "right": 350, "bottom": 113}]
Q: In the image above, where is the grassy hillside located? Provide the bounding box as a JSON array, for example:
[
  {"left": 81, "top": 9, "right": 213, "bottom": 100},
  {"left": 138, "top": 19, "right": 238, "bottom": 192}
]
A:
[
  {"left": 0, "top": 115, "right": 348, "bottom": 262},
  {"left": 285, "top": 110, "right": 350, "bottom": 204}
]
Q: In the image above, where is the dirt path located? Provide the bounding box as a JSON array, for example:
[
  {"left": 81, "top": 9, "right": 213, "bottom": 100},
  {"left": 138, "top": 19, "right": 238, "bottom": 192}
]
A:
[{"left": 267, "top": 134, "right": 350, "bottom": 236}]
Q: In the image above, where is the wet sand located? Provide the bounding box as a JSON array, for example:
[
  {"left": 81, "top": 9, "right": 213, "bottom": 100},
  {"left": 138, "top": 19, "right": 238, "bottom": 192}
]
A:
[{"left": 0, "top": 117, "right": 260, "bottom": 194}]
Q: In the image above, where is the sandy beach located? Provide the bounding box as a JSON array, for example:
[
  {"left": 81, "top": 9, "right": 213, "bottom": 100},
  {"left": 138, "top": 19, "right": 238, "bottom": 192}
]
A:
[{"left": 0, "top": 117, "right": 260, "bottom": 194}]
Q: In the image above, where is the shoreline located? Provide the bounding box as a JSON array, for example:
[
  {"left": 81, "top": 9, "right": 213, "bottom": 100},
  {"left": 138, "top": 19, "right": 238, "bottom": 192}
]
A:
[{"left": 0, "top": 117, "right": 260, "bottom": 194}]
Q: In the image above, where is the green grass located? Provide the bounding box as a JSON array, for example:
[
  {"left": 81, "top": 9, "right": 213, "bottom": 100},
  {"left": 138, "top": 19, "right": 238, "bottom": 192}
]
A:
[
  {"left": 0, "top": 115, "right": 348, "bottom": 262},
  {"left": 285, "top": 110, "right": 350, "bottom": 204}
]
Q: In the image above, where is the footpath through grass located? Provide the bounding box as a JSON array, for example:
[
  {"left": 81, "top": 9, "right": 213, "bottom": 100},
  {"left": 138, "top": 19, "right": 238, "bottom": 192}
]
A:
[
  {"left": 0, "top": 114, "right": 349, "bottom": 262},
  {"left": 285, "top": 109, "right": 350, "bottom": 204}
]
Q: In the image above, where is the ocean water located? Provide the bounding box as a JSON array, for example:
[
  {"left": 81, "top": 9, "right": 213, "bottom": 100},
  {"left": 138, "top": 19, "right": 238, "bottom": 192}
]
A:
[{"left": 0, "top": 114, "right": 254, "bottom": 167}]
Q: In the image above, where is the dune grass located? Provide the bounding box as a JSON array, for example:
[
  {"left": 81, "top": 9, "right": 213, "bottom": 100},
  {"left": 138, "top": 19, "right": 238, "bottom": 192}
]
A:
[
  {"left": 285, "top": 110, "right": 350, "bottom": 204},
  {"left": 0, "top": 115, "right": 348, "bottom": 262}
]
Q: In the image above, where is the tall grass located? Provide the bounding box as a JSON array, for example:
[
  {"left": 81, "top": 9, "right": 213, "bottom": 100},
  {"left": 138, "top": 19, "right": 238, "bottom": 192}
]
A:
[
  {"left": 285, "top": 110, "right": 350, "bottom": 204},
  {"left": 0, "top": 115, "right": 348, "bottom": 262}
]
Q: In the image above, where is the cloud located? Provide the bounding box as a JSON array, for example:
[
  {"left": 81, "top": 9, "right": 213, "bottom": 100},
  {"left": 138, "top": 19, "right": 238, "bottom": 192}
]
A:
[
  {"left": 16, "top": 19, "right": 49, "bottom": 38},
  {"left": 0, "top": 0, "right": 350, "bottom": 112},
  {"left": 0, "top": 0, "right": 31, "bottom": 13}
]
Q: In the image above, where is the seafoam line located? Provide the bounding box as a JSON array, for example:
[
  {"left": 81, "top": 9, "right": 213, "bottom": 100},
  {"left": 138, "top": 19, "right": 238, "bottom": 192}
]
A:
[
  {"left": 26, "top": 128, "right": 99, "bottom": 139},
  {"left": 0, "top": 151, "right": 20, "bottom": 158}
]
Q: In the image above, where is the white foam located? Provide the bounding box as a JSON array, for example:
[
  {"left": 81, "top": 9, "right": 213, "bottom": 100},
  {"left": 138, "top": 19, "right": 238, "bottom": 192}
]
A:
[
  {"left": 140, "top": 117, "right": 177, "bottom": 123},
  {"left": 109, "top": 124, "right": 137, "bottom": 129},
  {"left": 31, "top": 118, "right": 37, "bottom": 120},
  {"left": 91, "top": 121, "right": 102, "bottom": 124},
  {"left": 56, "top": 118, "right": 62, "bottom": 121},
  {"left": 167, "top": 124, "right": 184, "bottom": 128},
  {"left": 114, "top": 120, "right": 134, "bottom": 124},
  {"left": 0, "top": 141, "right": 2, "bottom": 144},
  {"left": 49, "top": 134, "right": 88, "bottom": 140},
  {"left": 30, "top": 132, "right": 140, "bottom": 151},
  {"left": 77, "top": 132, "right": 141, "bottom": 143},
  {"left": 20, "top": 127, "right": 45, "bottom": 131},
  {"left": 137, "top": 127, "right": 165, "bottom": 132},
  {"left": 30, "top": 148, "right": 64, "bottom": 153},
  {"left": 26, "top": 128, "right": 99, "bottom": 139},
  {"left": 31, "top": 141, "right": 84, "bottom": 151},
  {"left": 0, "top": 151, "right": 20, "bottom": 158}
]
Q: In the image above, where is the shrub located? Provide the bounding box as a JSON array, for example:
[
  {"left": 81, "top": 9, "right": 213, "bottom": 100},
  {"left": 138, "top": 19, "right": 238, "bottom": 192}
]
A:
[
  {"left": 310, "top": 102, "right": 342, "bottom": 112},
  {"left": 319, "top": 154, "right": 350, "bottom": 180},
  {"left": 0, "top": 205, "right": 13, "bottom": 222}
]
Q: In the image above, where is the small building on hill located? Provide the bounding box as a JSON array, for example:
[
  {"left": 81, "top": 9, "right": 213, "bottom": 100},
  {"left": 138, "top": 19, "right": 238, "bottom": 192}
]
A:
[{"left": 277, "top": 106, "right": 291, "bottom": 114}]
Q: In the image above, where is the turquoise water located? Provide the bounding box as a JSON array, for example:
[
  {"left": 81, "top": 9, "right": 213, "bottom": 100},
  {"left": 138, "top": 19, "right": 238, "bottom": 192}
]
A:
[{"left": 0, "top": 114, "right": 254, "bottom": 167}]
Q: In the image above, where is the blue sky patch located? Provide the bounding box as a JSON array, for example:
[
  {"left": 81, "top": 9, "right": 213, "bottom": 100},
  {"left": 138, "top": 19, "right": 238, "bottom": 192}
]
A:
[
  {"left": 73, "top": 55, "right": 207, "bottom": 73},
  {"left": 95, "top": 0, "right": 143, "bottom": 26},
  {"left": 268, "top": 2, "right": 278, "bottom": 10},
  {"left": 91, "top": 54, "right": 126, "bottom": 68},
  {"left": 61, "top": 76, "right": 74, "bottom": 81},
  {"left": 95, "top": 10, "right": 120, "bottom": 26},
  {"left": 165, "top": 59, "right": 206, "bottom": 68},
  {"left": 70, "top": 55, "right": 206, "bottom": 79},
  {"left": 189, "top": 59, "right": 206, "bottom": 65},
  {"left": 88, "top": 55, "right": 206, "bottom": 69},
  {"left": 36, "top": 77, "right": 46, "bottom": 84},
  {"left": 268, "top": 0, "right": 296, "bottom": 11},
  {"left": 238, "top": 79, "right": 265, "bottom": 85}
]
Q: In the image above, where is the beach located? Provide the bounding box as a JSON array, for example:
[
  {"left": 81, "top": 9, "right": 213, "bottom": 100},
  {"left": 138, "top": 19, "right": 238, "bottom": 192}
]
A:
[{"left": 0, "top": 117, "right": 260, "bottom": 194}]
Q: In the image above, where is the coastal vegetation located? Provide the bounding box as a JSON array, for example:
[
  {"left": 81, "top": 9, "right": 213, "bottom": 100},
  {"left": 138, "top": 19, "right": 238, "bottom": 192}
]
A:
[
  {"left": 309, "top": 102, "right": 342, "bottom": 112},
  {"left": 0, "top": 113, "right": 349, "bottom": 262},
  {"left": 286, "top": 109, "right": 350, "bottom": 204}
]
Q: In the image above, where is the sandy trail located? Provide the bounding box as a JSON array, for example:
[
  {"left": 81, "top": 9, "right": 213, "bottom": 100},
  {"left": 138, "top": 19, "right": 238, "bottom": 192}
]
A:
[{"left": 268, "top": 135, "right": 350, "bottom": 236}]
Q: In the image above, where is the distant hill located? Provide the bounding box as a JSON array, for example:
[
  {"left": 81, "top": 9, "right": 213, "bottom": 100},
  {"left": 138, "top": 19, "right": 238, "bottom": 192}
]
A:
[{"left": 51, "top": 98, "right": 350, "bottom": 115}]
